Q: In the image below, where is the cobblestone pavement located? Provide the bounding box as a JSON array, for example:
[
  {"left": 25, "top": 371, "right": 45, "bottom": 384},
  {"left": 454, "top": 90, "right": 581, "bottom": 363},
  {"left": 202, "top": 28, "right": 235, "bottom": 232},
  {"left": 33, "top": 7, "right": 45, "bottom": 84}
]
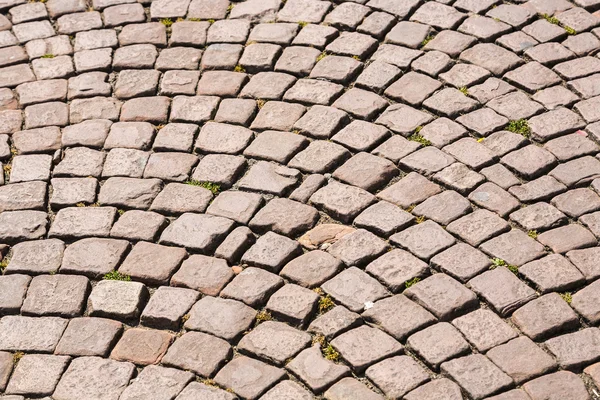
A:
[{"left": 3, "top": 0, "right": 600, "bottom": 399}]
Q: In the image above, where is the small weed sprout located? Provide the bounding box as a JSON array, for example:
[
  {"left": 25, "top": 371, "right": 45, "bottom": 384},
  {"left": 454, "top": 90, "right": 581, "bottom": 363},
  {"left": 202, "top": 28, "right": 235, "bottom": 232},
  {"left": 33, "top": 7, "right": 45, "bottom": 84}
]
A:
[
  {"left": 405, "top": 204, "right": 416, "bottom": 213},
  {"left": 185, "top": 179, "right": 220, "bottom": 195},
  {"left": 41, "top": 54, "right": 54, "bottom": 58},
  {"left": 234, "top": 65, "right": 246, "bottom": 73},
  {"left": 323, "top": 344, "right": 340, "bottom": 362},
  {"left": 459, "top": 86, "right": 469, "bottom": 96},
  {"left": 316, "top": 52, "right": 327, "bottom": 62},
  {"left": 352, "top": 55, "right": 361, "bottom": 61},
  {"left": 160, "top": 18, "right": 173, "bottom": 27},
  {"left": 256, "top": 99, "right": 266, "bottom": 109},
  {"left": 208, "top": 19, "right": 216, "bottom": 24},
  {"left": 564, "top": 26, "right": 577, "bottom": 35},
  {"left": 13, "top": 352, "right": 24, "bottom": 365},
  {"left": 298, "top": 21, "right": 309, "bottom": 28},
  {"left": 405, "top": 277, "right": 421, "bottom": 289},
  {"left": 415, "top": 215, "right": 425, "bottom": 224},
  {"left": 117, "top": 209, "right": 125, "bottom": 216},
  {"left": 490, "top": 258, "right": 506, "bottom": 269},
  {"left": 318, "top": 295, "right": 335, "bottom": 313},
  {"left": 202, "top": 379, "right": 218, "bottom": 387},
  {"left": 421, "top": 34, "right": 435, "bottom": 47},
  {"left": 408, "top": 133, "right": 432, "bottom": 146},
  {"left": 507, "top": 264, "right": 519, "bottom": 274},
  {"left": 188, "top": 18, "right": 202, "bottom": 22},
  {"left": 103, "top": 270, "right": 131, "bottom": 281},
  {"left": 255, "top": 310, "right": 272, "bottom": 325},
  {"left": 543, "top": 14, "right": 560, "bottom": 25},
  {"left": 0, "top": 257, "right": 9, "bottom": 272},
  {"left": 560, "top": 292, "right": 572, "bottom": 304},
  {"left": 506, "top": 119, "right": 531, "bottom": 138},
  {"left": 528, "top": 230, "right": 538, "bottom": 239}
]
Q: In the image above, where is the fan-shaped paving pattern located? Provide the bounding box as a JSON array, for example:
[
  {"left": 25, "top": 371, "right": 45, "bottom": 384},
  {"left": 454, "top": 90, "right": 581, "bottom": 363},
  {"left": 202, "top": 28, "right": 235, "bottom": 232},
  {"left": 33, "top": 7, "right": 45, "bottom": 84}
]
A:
[{"left": 1, "top": 0, "right": 600, "bottom": 399}]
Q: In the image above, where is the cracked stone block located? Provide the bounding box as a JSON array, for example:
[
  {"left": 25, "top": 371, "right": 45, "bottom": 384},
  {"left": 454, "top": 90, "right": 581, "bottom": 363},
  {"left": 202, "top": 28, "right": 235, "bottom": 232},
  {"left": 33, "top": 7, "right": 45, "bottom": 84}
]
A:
[
  {"left": 310, "top": 180, "right": 375, "bottom": 223},
  {"left": 214, "top": 356, "right": 286, "bottom": 400},
  {"left": 55, "top": 317, "right": 122, "bottom": 357},
  {"left": 22, "top": 274, "right": 89, "bottom": 318},
  {"left": 5, "top": 354, "right": 70, "bottom": 397},
  {"left": 241, "top": 231, "right": 302, "bottom": 272},
  {"left": 413, "top": 190, "right": 472, "bottom": 226},
  {"left": 266, "top": 284, "right": 319, "bottom": 326},
  {"left": 308, "top": 305, "right": 361, "bottom": 340},
  {"left": 162, "top": 331, "right": 231, "bottom": 377},
  {"left": 509, "top": 176, "right": 567, "bottom": 203},
  {"left": 452, "top": 309, "right": 517, "bottom": 352},
  {"left": 89, "top": 280, "right": 148, "bottom": 321},
  {"left": 288, "top": 140, "right": 350, "bottom": 174},
  {"left": 455, "top": 109, "right": 508, "bottom": 137},
  {"left": 376, "top": 103, "right": 433, "bottom": 135},
  {"left": 238, "top": 161, "right": 300, "bottom": 196},
  {"left": 487, "top": 91, "right": 544, "bottom": 120},
  {"left": 287, "top": 345, "right": 350, "bottom": 393},
  {"left": 206, "top": 191, "right": 262, "bottom": 225},
  {"left": 365, "top": 249, "right": 428, "bottom": 293},
  {"left": 333, "top": 152, "right": 398, "bottom": 192},
  {"left": 244, "top": 130, "right": 307, "bottom": 163},
  {"left": 468, "top": 267, "right": 537, "bottom": 317},
  {"left": 53, "top": 356, "right": 135, "bottom": 400},
  {"left": 0, "top": 316, "right": 67, "bottom": 353},
  {"left": 567, "top": 247, "right": 600, "bottom": 281},
  {"left": 185, "top": 296, "right": 256, "bottom": 342},
  {"left": 249, "top": 198, "right": 318, "bottom": 237},
  {"left": 447, "top": 209, "right": 509, "bottom": 248}
]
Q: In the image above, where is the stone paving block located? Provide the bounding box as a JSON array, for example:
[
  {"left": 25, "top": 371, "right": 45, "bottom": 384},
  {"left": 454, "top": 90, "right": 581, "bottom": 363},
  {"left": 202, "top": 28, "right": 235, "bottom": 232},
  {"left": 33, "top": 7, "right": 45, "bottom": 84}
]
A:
[
  {"left": 89, "top": 280, "right": 148, "bottom": 321},
  {"left": 0, "top": 316, "right": 67, "bottom": 353},
  {"left": 0, "top": 181, "right": 47, "bottom": 213},
  {"left": 365, "top": 355, "right": 429, "bottom": 399},
  {"left": 378, "top": 172, "right": 441, "bottom": 208},
  {"left": 238, "top": 320, "right": 311, "bottom": 366},
  {"left": 0, "top": 274, "right": 30, "bottom": 316},
  {"left": 488, "top": 336, "right": 557, "bottom": 384},
  {"left": 537, "top": 224, "right": 597, "bottom": 254},
  {"left": 185, "top": 296, "right": 256, "bottom": 342},
  {"left": 322, "top": 267, "right": 390, "bottom": 313},
  {"left": 21, "top": 274, "right": 89, "bottom": 318},
  {"left": 509, "top": 202, "right": 567, "bottom": 231},
  {"left": 469, "top": 267, "right": 537, "bottom": 317},
  {"left": 331, "top": 325, "right": 402, "bottom": 373},
  {"left": 119, "top": 365, "right": 193, "bottom": 400},
  {"left": 404, "top": 273, "right": 478, "bottom": 321},
  {"left": 53, "top": 356, "right": 135, "bottom": 400},
  {"left": 162, "top": 331, "right": 231, "bottom": 377},
  {"left": 333, "top": 152, "right": 398, "bottom": 192},
  {"left": 413, "top": 190, "right": 472, "bottom": 226},
  {"left": 452, "top": 309, "right": 517, "bottom": 352},
  {"left": 6, "top": 238, "right": 64, "bottom": 275},
  {"left": 519, "top": 254, "right": 585, "bottom": 293},
  {"left": 407, "top": 322, "right": 470, "bottom": 370},
  {"left": 430, "top": 243, "right": 492, "bottom": 282},
  {"left": 176, "top": 382, "right": 237, "bottom": 400},
  {"left": 262, "top": 378, "right": 315, "bottom": 400},
  {"left": 571, "top": 279, "right": 600, "bottom": 324},
  {"left": 0, "top": 211, "right": 48, "bottom": 243},
  {"left": 566, "top": 247, "right": 600, "bottom": 281},
  {"left": 390, "top": 220, "right": 456, "bottom": 261},
  {"left": 221, "top": 266, "right": 284, "bottom": 307},
  {"left": 5, "top": 354, "right": 69, "bottom": 396},
  {"left": 479, "top": 230, "right": 546, "bottom": 266},
  {"left": 512, "top": 292, "right": 579, "bottom": 341},
  {"left": 441, "top": 354, "right": 514, "bottom": 400},
  {"left": 171, "top": 254, "right": 233, "bottom": 297},
  {"left": 55, "top": 317, "right": 122, "bottom": 357},
  {"left": 214, "top": 356, "right": 285, "bottom": 400},
  {"left": 214, "top": 226, "right": 255, "bottom": 264},
  {"left": 159, "top": 213, "right": 234, "bottom": 253},
  {"left": 0, "top": 351, "right": 12, "bottom": 392},
  {"left": 308, "top": 305, "right": 361, "bottom": 340},
  {"left": 332, "top": 120, "right": 390, "bottom": 151},
  {"left": 111, "top": 327, "right": 173, "bottom": 366},
  {"left": 327, "top": 229, "right": 389, "bottom": 267},
  {"left": 310, "top": 180, "right": 375, "bottom": 223},
  {"left": 522, "top": 371, "right": 589, "bottom": 400},
  {"left": 545, "top": 327, "right": 600, "bottom": 371}
]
